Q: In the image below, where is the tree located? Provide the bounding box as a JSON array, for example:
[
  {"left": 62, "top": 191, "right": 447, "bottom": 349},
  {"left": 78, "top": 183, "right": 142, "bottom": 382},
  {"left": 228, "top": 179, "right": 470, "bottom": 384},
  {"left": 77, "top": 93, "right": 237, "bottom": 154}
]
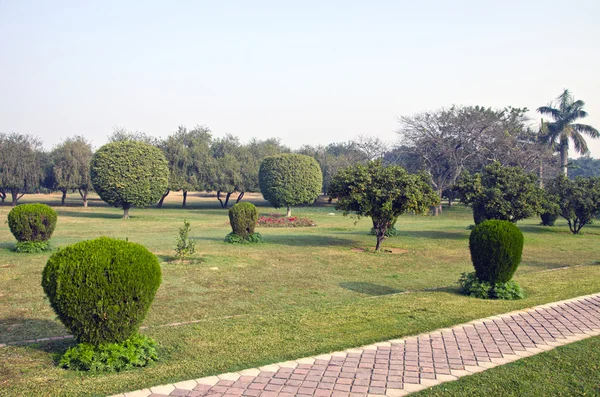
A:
[
  {"left": 0, "top": 133, "right": 43, "bottom": 205},
  {"left": 537, "top": 89, "right": 599, "bottom": 177},
  {"left": 209, "top": 135, "right": 243, "bottom": 208},
  {"left": 454, "top": 162, "right": 543, "bottom": 224},
  {"left": 568, "top": 156, "right": 600, "bottom": 179},
  {"left": 259, "top": 153, "right": 322, "bottom": 216},
  {"left": 547, "top": 175, "right": 600, "bottom": 234},
  {"left": 159, "top": 126, "right": 213, "bottom": 207},
  {"left": 329, "top": 160, "right": 438, "bottom": 251},
  {"left": 90, "top": 141, "right": 169, "bottom": 218},
  {"left": 50, "top": 136, "right": 94, "bottom": 206}
]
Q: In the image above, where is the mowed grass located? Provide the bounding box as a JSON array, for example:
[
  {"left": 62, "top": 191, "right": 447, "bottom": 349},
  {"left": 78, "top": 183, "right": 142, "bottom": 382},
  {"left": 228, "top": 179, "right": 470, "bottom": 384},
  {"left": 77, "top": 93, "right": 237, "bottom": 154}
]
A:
[{"left": 0, "top": 192, "right": 599, "bottom": 396}]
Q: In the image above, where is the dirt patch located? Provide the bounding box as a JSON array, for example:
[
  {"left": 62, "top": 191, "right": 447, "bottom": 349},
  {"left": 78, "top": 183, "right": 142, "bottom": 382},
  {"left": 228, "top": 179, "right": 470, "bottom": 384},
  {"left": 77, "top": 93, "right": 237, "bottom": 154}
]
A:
[{"left": 351, "top": 247, "right": 408, "bottom": 254}]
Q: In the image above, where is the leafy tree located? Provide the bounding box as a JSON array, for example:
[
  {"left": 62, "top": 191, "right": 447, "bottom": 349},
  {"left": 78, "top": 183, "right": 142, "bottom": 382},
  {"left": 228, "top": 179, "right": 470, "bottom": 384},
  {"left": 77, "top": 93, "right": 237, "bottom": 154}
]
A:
[
  {"left": 454, "top": 162, "right": 543, "bottom": 224},
  {"left": 547, "top": 175, "right": 600, "bottom": 234},
  {"left": 159, "top": 126, "right": 213, "bottom": 207},
  {"left": 50, "top": 136, "right": 94, "bottom": 206},
  {"left": 209, "top": 135, "right": 243, "bottom": 208},
  {"left": 259, "top": 153, "right": 322, "bottom": 216},
  {"left": 537, "top": 89, "right": 599, "bottom": 177},
  {"left": 90, "top": 141, "right": 169, "bottom": 218},
  {"left": 328, "top": 160, "right": 438, "bottom": 251},
  {"left": 108, "top": 127, "right": 159, "bottom": 146},
  {"left": 569, "top": 156, "right": 600, "bottom": 179},
  {"left": 0, "top": 133, "right": 43, "bottom": 205}
]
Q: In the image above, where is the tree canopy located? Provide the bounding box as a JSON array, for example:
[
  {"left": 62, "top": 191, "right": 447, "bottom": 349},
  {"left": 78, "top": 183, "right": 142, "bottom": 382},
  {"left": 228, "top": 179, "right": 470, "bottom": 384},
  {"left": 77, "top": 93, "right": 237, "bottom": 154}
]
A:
[
  {"left": 49, "top": 136, "right": 94, "bottom": 206},
  {"left": 0, "top": 133, "right": 43, "bottom": 205},
  {"left": 329, "top": 160, "right": 438, "bottom": 251}
]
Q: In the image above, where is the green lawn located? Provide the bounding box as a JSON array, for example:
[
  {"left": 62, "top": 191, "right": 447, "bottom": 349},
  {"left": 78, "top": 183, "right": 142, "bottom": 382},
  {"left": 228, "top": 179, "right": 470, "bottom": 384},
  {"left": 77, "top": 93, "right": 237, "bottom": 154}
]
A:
[
  {"left": 0, "top": 192, "right": 599, "bottom": 396},
  {"left": 413, "top": 335, "right": 600, "bottom": 397}
]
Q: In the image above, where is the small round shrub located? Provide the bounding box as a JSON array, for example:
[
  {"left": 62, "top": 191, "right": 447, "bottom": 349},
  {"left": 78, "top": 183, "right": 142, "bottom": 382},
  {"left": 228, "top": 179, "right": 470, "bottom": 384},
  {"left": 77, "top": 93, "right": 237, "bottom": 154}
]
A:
[
  {"left": 469, "top": 220, "right": 524, "bottom": 284},
  {"left": 8, "top": 203, "right": 57, "bottom": 242},
  {"left": 42, "top": 237, "right": 162, "bottom": 345},
  {"left": 229, "top": 202, "right": 258, "bottom": 238}
]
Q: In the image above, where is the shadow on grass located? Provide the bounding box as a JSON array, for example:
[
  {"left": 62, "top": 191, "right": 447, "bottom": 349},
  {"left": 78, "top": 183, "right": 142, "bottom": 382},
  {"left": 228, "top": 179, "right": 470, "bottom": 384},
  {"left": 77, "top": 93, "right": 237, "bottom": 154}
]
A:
[
  {"left": 157, "top": 254, "right": 205, "bottom": 265},
  {"left": 56, "top": 210, "right": 123, "bottom": 219},
  {"left": 0, "top": 318, "right": 68, "bottom": 345},
  {"left": 395, "top": 230, "right": 468, "bottom": 240},
  {"left": 339, "top": 282, "right": 403, "bottom": 296},
  {"left": 262, "top": 234, "right": 355, "bottom": 247}
]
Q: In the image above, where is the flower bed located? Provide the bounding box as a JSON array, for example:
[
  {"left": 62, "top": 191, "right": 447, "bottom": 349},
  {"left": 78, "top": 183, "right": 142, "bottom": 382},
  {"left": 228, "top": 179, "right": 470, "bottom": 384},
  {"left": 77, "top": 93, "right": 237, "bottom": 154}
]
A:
[{"left": 257, "top": 214, "right": 316, "bottom": 228}]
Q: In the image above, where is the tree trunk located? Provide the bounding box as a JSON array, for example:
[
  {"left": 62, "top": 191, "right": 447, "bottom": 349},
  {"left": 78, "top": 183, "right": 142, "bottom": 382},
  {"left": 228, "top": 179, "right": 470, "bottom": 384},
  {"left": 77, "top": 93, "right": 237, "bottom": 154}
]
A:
[
  {"left": 79, "top": 188, "right": 89, "bottom": 207},
  {"left": 236, "top": 191, "right": 245, "bottom": 203},
  {"left": 539, "top": 159, "right": 544, "bottom": 188},
  {"left": 286, "top": 206, "right": 292, "bottom": 217},
  {"left": 10, "top": 188, "right": 20, "bottom": 206},
  {"left": 0, "top": 189, "right": 5, "bottom": 203},
  {"left": 157, "top": 189, "right": 170, "bottom": 208},
  {"left": 373, "top": 218, "right": 388, "bottom": 251},
  {"left": 224, "top": 192, "right": 232, "bottom": 208},
  {"left": 560, "top": 143, "right": 568, "bottom": 177},
  {"left": 448, "top": 197, "right": 453, "bottom": 207},
  {"left": 432, "top": 189, "right": 443, "bottom": 216},
  {"left": 217, "top": 191, "right": 225, "bottom": 208},
  {"left": 123, "top": 205, "right": 130, "bottom": 219},
  {"left": 61, "top": 190, "right": 67, "bottom": 206},
  {"left": 182, "top": 190, "right": 187, "bottom": 207}
]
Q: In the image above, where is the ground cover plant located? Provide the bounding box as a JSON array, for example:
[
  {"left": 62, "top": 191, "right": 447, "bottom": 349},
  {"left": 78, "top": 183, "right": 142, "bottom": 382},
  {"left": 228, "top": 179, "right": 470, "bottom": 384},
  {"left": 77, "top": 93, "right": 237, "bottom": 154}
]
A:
[{"left": 1, "top": 192, "right": 600, "bottom": 396}]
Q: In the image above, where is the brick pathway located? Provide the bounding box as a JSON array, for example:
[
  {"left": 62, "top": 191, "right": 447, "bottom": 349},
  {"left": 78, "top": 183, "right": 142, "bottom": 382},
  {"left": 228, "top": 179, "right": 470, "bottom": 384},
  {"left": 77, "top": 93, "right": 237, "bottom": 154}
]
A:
[{"left": 113, "top": 293, "right": 600, "bottom": 397}]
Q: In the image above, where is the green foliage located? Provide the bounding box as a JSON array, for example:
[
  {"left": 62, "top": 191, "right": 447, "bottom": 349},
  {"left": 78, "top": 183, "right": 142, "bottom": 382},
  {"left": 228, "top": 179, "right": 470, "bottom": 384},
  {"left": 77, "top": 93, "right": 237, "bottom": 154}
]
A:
[
  {"left": 14, "top": 240, "right": 52, "bottom": 253},
  {"left": 224, "top": 232, "right": 263, "bottom": 244},
  {"left": 329, "top": 160, "right": 438, "bottom": 250},
  {"left": 90, "top": 141, "right": 169, "bottom": 217},
  {"left": 59, "top": 334, "right": 158, "bottom": 372},
  {"left": 228, "top": 202, "right": 258, "bottom": 238},
  {"left": 50, "top": 136, "right": 93, "bottom": 205},
  {"left": 259, "top": 154, "right": 323, "bottom": 213},
  {"left": 454, "top": 162, "right": 543, "bottom": 224},
  {"left": 8, "top": 203, "right": 57, "bottom": 242},
  {"left": 547, "top": 175, "right": 600, "bottom": 234},
  {"left": 0, "top": 133, "right": 43, "bottom": 205},
  {"left": 41, "top": 237, "right": 162, "bottom": 345},
  {"left": 174, "top": 220, "right": 196, "bottom": 261},
  {"left": 569, "top": 157, "right": 600, "bottom": 179},
  {"left": 540, "top": 192, "right": 561, "bottom": 226},
  {"left": 469, "top": 220, "right": 524, "bottom": 283},
  {"left": 369, "top": 217, "right": 398, "bottom": 237},
  {"left": 459, "top": 272, "right": 524, "bottom": 300}
]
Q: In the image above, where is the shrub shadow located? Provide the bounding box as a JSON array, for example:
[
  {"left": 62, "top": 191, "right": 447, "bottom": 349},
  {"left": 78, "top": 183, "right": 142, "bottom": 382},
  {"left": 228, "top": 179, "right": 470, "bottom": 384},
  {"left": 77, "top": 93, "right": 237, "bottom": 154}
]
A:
[
  {"left": 56, "top": 210, "right": 123, "bottom": 219},
  {"left": 339, "top": 282, "right": 403, "bottom": 296},
  {"left": 395, "top": 230, "right": 468, "bottom": 240},
  {"left": 0, "top": 318, "right": 68, "bottom": 345},
  {"left": 261, "top": 234, "right": 355, "bottom": 247}
]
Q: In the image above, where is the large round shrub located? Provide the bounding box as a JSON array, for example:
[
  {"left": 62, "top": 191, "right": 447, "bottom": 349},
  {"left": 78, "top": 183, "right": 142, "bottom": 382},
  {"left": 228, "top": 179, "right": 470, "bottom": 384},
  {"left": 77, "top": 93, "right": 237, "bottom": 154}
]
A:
[
  {"left": 8, "top": 203, "right": 57, "bottom": 242},
  {"left": 42, "top": 237, "right": 162, "bottom": 345},
  {"left": 90, "top": 141, "right": 169, "bottom": 218},
  {"left": 259, "top": 154, "right": 322, "bottom": 216},
  {"left": 469, "top": 220, "right": 524, "bottom": 283},
  {"left": 229, "top": 202, "right": 258, "bottom": 238}
]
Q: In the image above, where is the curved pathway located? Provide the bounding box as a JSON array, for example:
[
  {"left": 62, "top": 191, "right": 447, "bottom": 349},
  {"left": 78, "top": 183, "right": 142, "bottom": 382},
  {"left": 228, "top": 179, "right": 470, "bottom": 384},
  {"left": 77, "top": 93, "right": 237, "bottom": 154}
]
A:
[{"left": 112, "top": 293, "right": 600, "bottom": 397}]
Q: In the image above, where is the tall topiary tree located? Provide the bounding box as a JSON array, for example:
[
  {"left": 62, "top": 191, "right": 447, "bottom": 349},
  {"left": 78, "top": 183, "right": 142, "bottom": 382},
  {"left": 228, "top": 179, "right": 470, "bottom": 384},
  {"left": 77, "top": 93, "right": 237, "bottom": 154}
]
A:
[
  {"left": 329, "top": 160, "right": 439, "bottom": 251},
  {"left": 90, "top": 141, "right": 169, "bottom": 218},
  {"left": 259, "top": 154, "right": 322, "bottom": 216}
]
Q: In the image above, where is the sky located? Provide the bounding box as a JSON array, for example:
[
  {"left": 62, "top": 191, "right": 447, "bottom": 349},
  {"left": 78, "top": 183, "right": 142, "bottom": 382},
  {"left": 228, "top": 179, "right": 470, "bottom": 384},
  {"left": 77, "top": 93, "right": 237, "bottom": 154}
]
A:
[{"left": 1, "top": 0, "right": 599, "bottom": 157}]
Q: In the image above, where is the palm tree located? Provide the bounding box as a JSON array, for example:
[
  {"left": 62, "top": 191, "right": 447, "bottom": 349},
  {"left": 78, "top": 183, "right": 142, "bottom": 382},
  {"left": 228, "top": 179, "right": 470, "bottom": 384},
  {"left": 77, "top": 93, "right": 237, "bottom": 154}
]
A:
[{"left": 537, "top": 89, "right": 599, "bottom": 176}]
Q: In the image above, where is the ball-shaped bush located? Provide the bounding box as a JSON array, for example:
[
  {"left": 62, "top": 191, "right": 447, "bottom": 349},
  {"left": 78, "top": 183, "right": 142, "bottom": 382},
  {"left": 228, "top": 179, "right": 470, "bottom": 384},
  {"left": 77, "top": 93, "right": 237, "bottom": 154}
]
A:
[
  {"left": 42, "top": 237, "right": 162, "bottom": 345},
  {"left": 469, "top": 220, "right": 524, "bottom": 283},
  {"left": 229, "top": 202, "right": 258, "bottom": 238},
  {"left": 90, "top": 141, "right": 169, "bottom": 217},
  {"left": 8, "top": 203, "right": 57, "bottom": 242},
  {"left": 259, "top": 154, "right": 322, "bottom": 211}
]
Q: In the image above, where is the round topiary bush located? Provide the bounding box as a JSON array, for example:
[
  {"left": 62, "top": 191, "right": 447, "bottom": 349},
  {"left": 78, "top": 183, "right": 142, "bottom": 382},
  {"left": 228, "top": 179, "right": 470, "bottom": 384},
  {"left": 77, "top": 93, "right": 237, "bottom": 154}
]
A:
[
  {"left": 229, "top": 202, "right": 258, "bottom": 238},
  {"left": 259, "top": 153, "right": 323, "bottom": 216},
  {"left": 90, "top": 141, "right": 169, "bottom": 218},
  {"left": 42, "top": 237, "right": 162, "bottom": 345},
  {"left": 469, "top": 220, "right": 524, "bottom": 284},
  {"left": 8, "top": 203, "right": 57, "bottom": 242}
]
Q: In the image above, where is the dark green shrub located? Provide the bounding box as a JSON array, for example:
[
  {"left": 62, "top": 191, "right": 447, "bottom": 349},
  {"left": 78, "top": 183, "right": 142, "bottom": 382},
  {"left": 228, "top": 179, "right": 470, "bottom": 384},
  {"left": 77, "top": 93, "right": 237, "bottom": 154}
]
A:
[
  {"left": 90, "top": 141, "right": 169, "bottom": 218},
  {"left": 229, "top": 202, "right": 258, "bottom": 238},
  {"left": 14, "top": 241, "right": 52, "bottom": 253},
  {"left": 59, "top": 333, "right": 158, "bottom": 372},
  {"left": 469, "top": 220, "right": 523, "bottom": 284},
  {"left": 7, "top": 203, "right": 57, "bottom": 242},
  {"left": 259, "top": 154, "right": 323, "bottom": 216},
  {"left": 459, "top": 272, "right": 524, "bottom": 300},
  {"left": 42, "top": 237, "right": 162, "bottom": 345},
  {"left": 224, "top": 232, "right": 263, "bottom": 244}
]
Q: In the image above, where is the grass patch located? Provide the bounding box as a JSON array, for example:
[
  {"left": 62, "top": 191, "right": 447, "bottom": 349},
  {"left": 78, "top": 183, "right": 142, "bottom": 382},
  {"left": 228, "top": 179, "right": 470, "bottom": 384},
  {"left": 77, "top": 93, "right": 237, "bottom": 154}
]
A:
[
  {"left": 413, "top": 335, "right": 600, "bottom": 396},
  {"left": 0, "top": 192, "right": 599, "bottom": 396}
]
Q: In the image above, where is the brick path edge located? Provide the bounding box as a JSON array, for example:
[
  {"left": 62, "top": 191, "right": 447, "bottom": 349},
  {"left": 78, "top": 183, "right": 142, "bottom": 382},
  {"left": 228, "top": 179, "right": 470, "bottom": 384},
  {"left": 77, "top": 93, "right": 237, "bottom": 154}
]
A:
[{"left": 110, "top": 292, "right": 600, "bottom": 397}]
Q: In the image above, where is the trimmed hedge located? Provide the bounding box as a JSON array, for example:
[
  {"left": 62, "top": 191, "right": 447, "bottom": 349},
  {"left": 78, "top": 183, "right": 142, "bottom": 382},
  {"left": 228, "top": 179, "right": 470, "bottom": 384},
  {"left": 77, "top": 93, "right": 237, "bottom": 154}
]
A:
[
  {"left": 259, "top": 154, "right": 322, "bottom": 210},
  {"left": 42, "top": 237, "right": 162, "bottom": 345},
  {"left": 8, "top": 203, "right": 57, "bottom": 242},
  {"left": 469, "top": 220, "right": 523, "bottom": 284},
  {"left": 229, "top": 202, "right": 258, "bottom": 238}
]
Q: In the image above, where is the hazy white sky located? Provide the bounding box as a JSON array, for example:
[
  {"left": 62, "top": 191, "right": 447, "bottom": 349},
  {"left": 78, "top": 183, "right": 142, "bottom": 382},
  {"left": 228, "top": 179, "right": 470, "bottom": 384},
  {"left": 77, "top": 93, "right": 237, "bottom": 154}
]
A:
[{"left": 1, "top": 1, "right": 599, "bottom": 157}]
